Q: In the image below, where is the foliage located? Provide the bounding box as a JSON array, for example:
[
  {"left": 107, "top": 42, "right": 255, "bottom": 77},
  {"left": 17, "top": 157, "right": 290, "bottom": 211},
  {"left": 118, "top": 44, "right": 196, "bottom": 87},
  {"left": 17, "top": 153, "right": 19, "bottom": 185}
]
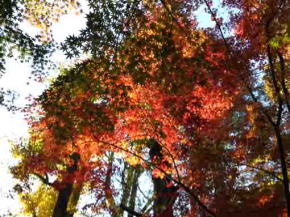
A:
[
  {"left": 9, "top": 0, "right": 290, "bottom": 217},
  {"left": 20, "top": 184, "right": 57, "bottom": 217}
]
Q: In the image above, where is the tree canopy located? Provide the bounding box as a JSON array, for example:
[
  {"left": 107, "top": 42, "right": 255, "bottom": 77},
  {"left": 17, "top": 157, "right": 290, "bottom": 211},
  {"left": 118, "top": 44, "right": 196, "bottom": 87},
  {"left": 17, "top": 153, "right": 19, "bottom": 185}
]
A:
[{"left": 4, "top": 0, "right": 290, "bottom": 217}]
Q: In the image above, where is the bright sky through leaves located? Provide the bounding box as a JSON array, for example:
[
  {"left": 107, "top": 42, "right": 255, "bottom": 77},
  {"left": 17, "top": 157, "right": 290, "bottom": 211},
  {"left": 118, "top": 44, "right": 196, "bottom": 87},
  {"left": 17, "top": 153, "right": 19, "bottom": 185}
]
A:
[{"left": 0, "top": 3, "right": 87, "bottom": 215}]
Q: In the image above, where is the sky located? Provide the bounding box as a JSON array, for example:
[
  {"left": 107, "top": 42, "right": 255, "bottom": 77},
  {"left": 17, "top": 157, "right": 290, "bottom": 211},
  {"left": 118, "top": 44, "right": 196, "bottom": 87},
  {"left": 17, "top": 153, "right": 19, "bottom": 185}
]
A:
[{"left": 0, "top": 1, "right": 225, "bottom": 216}]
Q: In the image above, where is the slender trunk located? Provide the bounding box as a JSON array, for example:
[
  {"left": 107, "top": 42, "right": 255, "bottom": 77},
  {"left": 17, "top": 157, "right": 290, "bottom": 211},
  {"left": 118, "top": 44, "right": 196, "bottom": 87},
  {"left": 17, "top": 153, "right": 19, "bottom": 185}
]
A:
[
  {"left": 120, "top": 163, "right": 132, "bottom": 208},
  {"left": 128, "top": 167, "right": 142, "bottom": 217},
  {"left": 267, "top": 45, "right": 290, "bottom": 215},
  {"left": 119, "top": 162, "right": 129, "bottom": 217},
  {"left": 275, "top": 127, "right": 290, "bottom": 215},
  {"left": 120, "top": 163, "right": 143, "bottom": 217}
]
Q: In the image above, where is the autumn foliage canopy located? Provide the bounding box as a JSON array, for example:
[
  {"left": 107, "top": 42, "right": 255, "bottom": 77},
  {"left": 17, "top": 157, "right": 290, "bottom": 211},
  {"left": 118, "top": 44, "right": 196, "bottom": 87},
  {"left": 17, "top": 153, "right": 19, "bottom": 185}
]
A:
[{"left": 8, "top": 0, "right": 290, "bottom": 217}]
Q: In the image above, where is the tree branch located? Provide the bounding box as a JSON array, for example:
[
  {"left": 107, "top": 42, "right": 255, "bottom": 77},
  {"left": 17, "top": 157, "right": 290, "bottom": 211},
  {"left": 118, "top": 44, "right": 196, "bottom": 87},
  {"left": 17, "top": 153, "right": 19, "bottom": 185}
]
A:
[
  {"left": 236, "top": 163, "right": 283, "bottom": 182},
  {"left": 32, "top": 172, "right": 53, "bottom": 187},
  {"left": 203, "top": 0, "right": 231, "bottom": 53},
  {"left": 119, "top": 203, "right": 142, "bottom": 217},
  {"left": 159, "top": 140, "right": 181, "bottom": 182},
  {"left": 277, "top": 51, "right": 290, "bottom": 115}
]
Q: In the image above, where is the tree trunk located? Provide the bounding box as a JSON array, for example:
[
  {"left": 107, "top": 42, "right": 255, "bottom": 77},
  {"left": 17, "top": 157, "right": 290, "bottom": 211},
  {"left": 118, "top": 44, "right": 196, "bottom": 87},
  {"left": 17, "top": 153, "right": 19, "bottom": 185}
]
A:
[
  {"left": 52, "top": 183, "right": 73, "bottom": 217},
  {"left": 149, "top": 139, "right": 178, "bottom": 217},
  {"left": 52, "top": 152, "right": 80, "bottom": 217},
  {"left": 275, "top": 127, "right": 290, "bottom": 216}
]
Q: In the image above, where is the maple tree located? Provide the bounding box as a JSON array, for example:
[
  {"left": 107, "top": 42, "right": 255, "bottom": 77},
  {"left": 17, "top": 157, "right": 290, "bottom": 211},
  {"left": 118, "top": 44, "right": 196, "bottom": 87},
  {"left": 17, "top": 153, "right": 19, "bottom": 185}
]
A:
[{"left": 9, "top": 0, "right": 289, "bottom": 217}]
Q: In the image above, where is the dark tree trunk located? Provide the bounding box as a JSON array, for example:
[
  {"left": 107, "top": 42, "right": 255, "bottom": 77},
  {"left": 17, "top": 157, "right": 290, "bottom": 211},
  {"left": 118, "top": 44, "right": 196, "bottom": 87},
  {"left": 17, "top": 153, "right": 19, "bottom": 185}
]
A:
[
  {"left": 52, "top": 183, "right": 73, "bottom": 217},
  {"left": 52, "top": 152, "right": 80, "bottom": 217},
  {"left": 149, "top": 139, "right": 178, "bottom": 217},
  {"left": 275, "top": 127, "right": 290, "bottom": 216}
]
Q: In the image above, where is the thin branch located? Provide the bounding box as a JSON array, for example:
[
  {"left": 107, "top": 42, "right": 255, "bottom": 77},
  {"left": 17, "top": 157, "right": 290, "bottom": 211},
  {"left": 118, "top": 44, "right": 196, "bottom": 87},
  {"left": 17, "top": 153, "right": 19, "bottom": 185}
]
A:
[
  {"left": 141, "top": 195, "right": 154, "bottom": 213},
  {"left": 159, "top": 140, "right": 181, "bottom": 182},
  {"left": 266, "top": 45, "right": 284, "bottom": 126},
  {"left": 203, "top": 0, "right": 231, "bottom": 53},
  {"left": 159, "top": 0, "right": 185, "bottom": 31},
  {"left": 202, "top": 0, "right": 279, "bottom": 128},
  {"left": 159, "top": 0, "right": 195, "bottom": 43},
  {"left": 236, "top": 163, "right": 283, "bottom": 182},
  {"left": 246, "top": 84, "right": 276, "bottom": 126},
  {"left": 137, "top": 182, "right": 151, "bottom": 201},
  {"left": 277, "top": 51, "right": 290, "bottom": 115},
  {"left": 203, "top": 0, "right": 277, "bottom": 127},
  {"left": 32, "top": 172, "right": 53, "bottom": 187}
]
